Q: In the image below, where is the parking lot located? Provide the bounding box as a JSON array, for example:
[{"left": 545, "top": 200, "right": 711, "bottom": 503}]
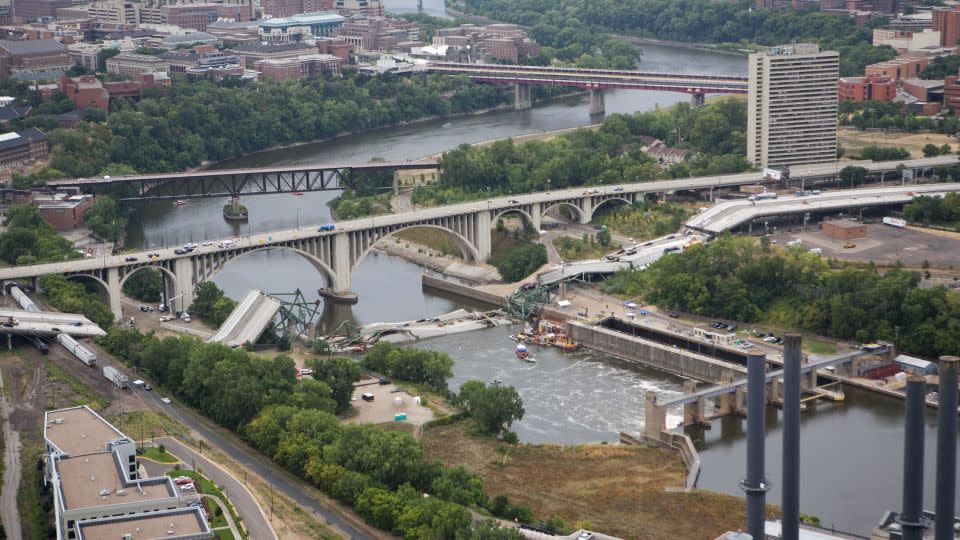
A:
[
  {"left": 772, "top": 222, "right": 960, "bottom": 268},
  {"left": 347, "top": 379, "right": 433, "bottom": 426}
]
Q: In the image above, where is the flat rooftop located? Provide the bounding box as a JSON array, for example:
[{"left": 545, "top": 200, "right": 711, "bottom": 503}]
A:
[
  {"left": 44, "top": 406, "right": 127, "bottom": 457},
  {"left": 823, "top": 219, "right": 865, "bottom": 229},
  {"left": 77, "top": 508, "right": 211, "bottom": 540},
  {"left": 57, "top": 452, "right": 174, "bottom": 510}
]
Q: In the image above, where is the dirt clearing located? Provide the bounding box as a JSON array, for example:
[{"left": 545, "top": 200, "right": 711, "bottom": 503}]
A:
[
  {"left": 838, "top": 129, "right": 956, "bottom": 158},
  {"left": 422, "top": 421, "right": 747, "bottom": 540}
]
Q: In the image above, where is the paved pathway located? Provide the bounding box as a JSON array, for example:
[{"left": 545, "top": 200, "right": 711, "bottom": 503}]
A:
[{"left": 202, "top": 493, "right": 242, "bottom": 539}]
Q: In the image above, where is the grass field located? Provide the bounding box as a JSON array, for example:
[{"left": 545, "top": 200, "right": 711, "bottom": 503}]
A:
[
  {"left": 553, "top": 236, "right": 620, "bottom": 260},
  {"left": 422, "top": 421, "right": 748, "bottom": 540},
  {"left": 393, "top": 228, "right": 464, "bottom": 258},
  {"left": 45, "top": 359, "right": 110, "bottom": 410},
  {"left": 109, "top": 409, "right": 190, "bottom": 443},
  {"left": 140, "top": 446, "right": 178, "bottom": 463},
  {"left": 838, "top": 129, "right": 956, "bottom": 158}
]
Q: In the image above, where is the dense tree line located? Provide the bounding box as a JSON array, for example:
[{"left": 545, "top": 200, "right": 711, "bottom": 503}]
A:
[
  {"left": 601, "top": 236, "right": 960, "bottom": 358},
  {"left": 492, "top": 242, "right": 547, "bottom": 282},
  {"left": 361, "top": 342, "right": 455, "bottom": 392},
  {"left": 839, "top": 100, "right": 960, "bottom": 133},
  {"left": 122, "top": 267, "right": 161, "bottom": 302},
  {"left": 904, "top": 193, "right": 960, "bottom": 227},
  {"left": 35, "top": 74, "right": 509, "bottom": 178},
  {"left": 83, "top": 195, "right": 126, "bottom": 243},
  {"left": 921, "top": 54, "right": 960, "bottom": 80},
  {"left": 0, "top": 205, "right": 80, "bottom": 265},
  {"left": 189, "top": 282, "right": 237, "bottom": 325},
  {"left": 412, "top": 98, "right": 750, "bottom": 208},
  {"left": 39, "top": 274, "right": 114, "bottom": 328},
  {"left": 97, "top": 328, "right": 530, "bottom": 538},
  {"left": 455, "top": 0, "right": 893, "bottom": 75},
  {"left": 860, "top": 145, "right": 910, "bottom": 161}
]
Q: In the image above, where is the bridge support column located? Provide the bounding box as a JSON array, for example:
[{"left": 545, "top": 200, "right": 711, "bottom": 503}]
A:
[
  {"left": 322, "top": 232, "right": 358, "bottom": 304},
  {"left": 579, "top": 198, "right": 593, "bottom": 224},
  {"left": 734, "top": 386, "right": 747, "bottom": 416},
  {"left": 106, "top": 267, "right": 122, "bottom": 322},
  {"left": 691, "top": 91, "right": 705, "bottom": 108},
  {"left": 588, "top": 88, "right": 605, "bottom": 115},
  {"left": 644, "top": 393, "right": 666, "bottom": 440},
  {"left": 514, "top": 83, "right": 532, "bottom": 111},
  {"left": 682, "top": 380, "right": 708, "bottom": 426},
  {"left": 230, "top": 195, "right": 240, "bottom": 211},
  {"left": 715, "top": 370, "right": 737, "bottom": 417},
  {"left": 476, "top": 211, "right": 492, "bottom": 261},
  {"left": 528, "top": 202, "right": 542, "bottom": 232},
  {"left": 174, "top": 258, "right": 195, "bottom": 313}
]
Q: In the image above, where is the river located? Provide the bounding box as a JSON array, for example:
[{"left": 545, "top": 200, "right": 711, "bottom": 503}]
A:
[{"left": 120, "top": 36, "right": 956, "bottom": 535}]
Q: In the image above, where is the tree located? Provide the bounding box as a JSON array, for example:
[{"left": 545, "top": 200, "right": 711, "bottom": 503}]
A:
[
  {"left": 83, "top": 195, "right": 126, "bottom": 243},
  {"left": 923, "top": 143, "right": 941, "bottom": 157},
  {"left": 308, "top": 357, "right": 361, "bottom": 414},
  {"left": 122, "top": 267, "right": 161, "bottom": 302},
  {"left": 839, "top": 166, "right": 868, "bottom": 188},
  {"left": 457, "top": 381, "right": 525, "bottom": 435},
  {"left": 597, "top": 228, "right": 611, "bottom": 247}
]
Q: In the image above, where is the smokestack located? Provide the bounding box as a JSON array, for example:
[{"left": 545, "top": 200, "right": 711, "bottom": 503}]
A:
[
  {"left": 741, "top": 351, "right": 769, "bottom": 540},
  {"left": 781, "top": 334, "right": 802, "bottom": 540},
  {"left": 935, "top": 356, "right": 959, "bottom": 540},
  {"left": 900, "top": 375, "right": 927, "bottom": 540}
]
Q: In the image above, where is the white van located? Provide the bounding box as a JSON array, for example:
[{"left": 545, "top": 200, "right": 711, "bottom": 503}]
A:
[
  {"left": 181, "top": 312, "right": 191, "bottom": 323},
  {"left": 218, "top": 239, "right": 237, "bottom": 249}
]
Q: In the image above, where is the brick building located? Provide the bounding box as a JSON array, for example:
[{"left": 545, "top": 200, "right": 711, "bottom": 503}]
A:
[
  {"left": 0, "top": 39, "right": 69, "bottom": 79},
  {"left": 943, "top": 74, "right": 960, "bottom": 111},
  {"left": 0, "top": 128, "right": 48, "bottom": 171},
  {"left": 58, "top": 75, "right": 109, "bottom": 110},
  {"left": 822, "top": 219, "right": 868, "bottom": 241},
  {"left": 933, "top": 5, "right": 960, "bottom": 46},
  {"left": 838, "top": 74, "right": 896, "bottom": 101},
  {"left": 432, "top": 23, "right": 539, "bottom": 61},
  {"left": 256, "top": 52, "right": 341, "bottom": 80},
  {"left": 864, "top": 56, "right": 929, "bottom": 80},
  {"left": 34, "top": 192, "right": 95, "bottom": 230},
  {"left": 315, "top": 36, "right": 352, "bottom": 61},
  {"left": 12, "top": 0, "right": 72, "bottom": 20},
  {"left": 229, "top": 42, "right": 313, "bottom": 67},
  {"left": 163, "top": 3, "right": 250, "bottom": 32},
  {"left": 901, "top": 78, "right": 944, "bottom": 102}
]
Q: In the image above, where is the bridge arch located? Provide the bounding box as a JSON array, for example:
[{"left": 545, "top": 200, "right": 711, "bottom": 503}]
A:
[
  {"left": 65, "top": 272, "right": 111, "bottom": 303},
  {"left": 492, "top": 207, "right": 537, "bottom": 229},
  {"left": 590, "top": 197, "right": 633, "bottom": 221},
  {"left": 541, "top": 201, "right": 584, "bottom": 222},
  {"left": 204, "top": 245, "right": 339, "bottom": 289},
  {"left": 352, "top": 223, "right": 481, "bottom": 271},
  {"left": 119, "top": 264, "right": 178, "bottom": 294}
]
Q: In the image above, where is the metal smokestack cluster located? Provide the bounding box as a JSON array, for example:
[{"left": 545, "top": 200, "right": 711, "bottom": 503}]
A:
[
  {"left": 741, "top": 351, "right": 769, "bottom": 540},
  {"left": 781, "top": 333, "right": 802, "bottom": 540},
  {"left": 935, "top": 356, "right": 959, "bottom": 540},
  {"left": 900, "top": 375, "right": 927, "bottom": 540}
]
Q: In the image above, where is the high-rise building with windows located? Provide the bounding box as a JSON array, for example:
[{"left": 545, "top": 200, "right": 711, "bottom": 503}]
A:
[{"left": 747, "top": 43, "right": 839, "bottom": 168}]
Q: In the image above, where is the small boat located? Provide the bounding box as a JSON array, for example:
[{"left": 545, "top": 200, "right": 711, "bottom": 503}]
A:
[
  {"left": 491, "top": 379, "right": 502, "bottom": 385},
  {"left": 441, "top": 123, "right": 452, "bottom": 128},
  {"left": 516, "top": 344, "right": 534, "bottom": 362},
  {"left": 293, "top": 191, "right": 304, "bottom": 196},
  {"left": 508, "top": 334, "right": 520, "bottom": 341},
  {"left": 173, "top": 199, "right": 188, "bottom": 207}
]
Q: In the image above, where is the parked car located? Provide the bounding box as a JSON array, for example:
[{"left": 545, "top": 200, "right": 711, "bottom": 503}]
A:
[
  {"left": 361, "top": 393, "right": 375, "bottom": 402},
  {"left": 318, "top": 224, "right": 336, "bottom": 232},
  {"left": 161, "top": 397, "right": 171, "bottom": 404},
  {"left": 183, "top": 243, "right": 198, "bottom": 250},
  {"left": 578, "top": 532, "right": 594, "bottom": 540},
  {"left": 507, "top": 199, "right": 519, "bottom": 204},
  {"left": 148, "top": 253, "right": 160, "bottom": 259},
  {"left": 124, "top": 256, "right": 138, "bottom": 262},
  {"left": 201, "top": 241, "right": 213, "bottom": 246},
  {"left": 613, "top": 187, "right": 624, "bottom": 191},
  {"left": 144, "top": 383, "right": 151, "bottom": 391},
  {"left": 174, "top": 248, "right": 187, "bottom": 255}
]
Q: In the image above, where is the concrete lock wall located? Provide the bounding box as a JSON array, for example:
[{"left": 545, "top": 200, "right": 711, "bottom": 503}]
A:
[{"left": 566, "top": 320, "right": 746, "bottom": 382}]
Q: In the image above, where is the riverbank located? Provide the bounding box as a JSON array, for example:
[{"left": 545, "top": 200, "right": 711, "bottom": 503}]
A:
[
  {"left": 421, "top": 123, "right": 601, "bottom": 159},
  {"left": 422, "top": 419, "right": 748, "bottom": 540},
  {"left": 375, "top": 236, "right": 502, "bottom": 282},
  {"left": 612, "top": 35, "right": 752, "bottom": 57}
]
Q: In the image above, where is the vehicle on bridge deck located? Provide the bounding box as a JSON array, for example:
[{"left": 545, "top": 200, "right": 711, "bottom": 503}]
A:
[{"left": 318, "top": 224, "right": 336, "bottom": 232}]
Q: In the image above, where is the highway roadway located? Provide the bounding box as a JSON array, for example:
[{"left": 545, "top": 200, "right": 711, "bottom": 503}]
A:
[
  {"left": 206, "top": 290, "right": 282, "bottom": 347},
  {"left": 0, "top": 308, "right": 105, "bottom": 337},
  {"left": 685, "top": 183, "right": 960, "bottom": 233},
  {"left": 2, "top": 156, "right": 959, "bottom": 283},
  {"left": 138, "top": 388, "right": 374, "bottom": 540}
]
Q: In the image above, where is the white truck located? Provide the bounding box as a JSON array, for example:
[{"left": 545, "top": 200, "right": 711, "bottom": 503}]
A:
[
  {"left": 56, "top": 333, "right": 97, "bottom": 367},
  {"left": 103, "top": 365, "right": 129, "bottom": 389},
  {"left": 748, "top": 192, "right": 778, "bottom": 201},
  {"left": 883, "top": 216, "right": 907, "bottom": 228}
]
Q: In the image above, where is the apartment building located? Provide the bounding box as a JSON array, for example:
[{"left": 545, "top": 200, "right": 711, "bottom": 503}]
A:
[{"left": 747, "top": 43, "right": 839, "bottom": 168}]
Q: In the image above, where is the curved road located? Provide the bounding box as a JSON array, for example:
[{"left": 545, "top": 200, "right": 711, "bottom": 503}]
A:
[{"left": 141, "top": 391, "right": 373, "bottom": 539}]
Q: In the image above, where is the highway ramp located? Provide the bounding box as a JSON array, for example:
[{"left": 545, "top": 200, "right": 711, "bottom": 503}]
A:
[
  {"left": 207, "top": 290, "right": 282, "bottom": 347},
  {"left": 0, "top": 308, "right": 105, "bottom": 337}
]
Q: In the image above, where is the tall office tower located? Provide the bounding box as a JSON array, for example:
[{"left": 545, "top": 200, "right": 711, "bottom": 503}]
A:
[{"left": 747, "top": 43, "right": 839, "bottom": 169}]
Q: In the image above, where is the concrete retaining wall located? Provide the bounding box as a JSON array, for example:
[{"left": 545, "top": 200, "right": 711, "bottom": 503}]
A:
[
  {"left": 566, "top": 320, "right": 746, "bottom": 382},
  {"left": 621, "top": 431, "right": 700, "bottom": 491},
  {"left": 422, "top": 275, "right": 505, "bottom": 306}
]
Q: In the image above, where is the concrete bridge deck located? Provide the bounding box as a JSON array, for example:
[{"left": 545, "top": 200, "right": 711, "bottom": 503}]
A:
[
  {"left": 206, "top": 290, "right": 282, "bottom": 347},
  {"left": 0, "top": 308, "right": 105, "bottom": 337}
]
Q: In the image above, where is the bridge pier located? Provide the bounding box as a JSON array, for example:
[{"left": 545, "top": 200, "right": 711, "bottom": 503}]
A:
[
  {"left": 714, "top": 371, "right": 737, "bottom": 417},
  {"left": 644, "top": 393, "right": 667, "bottom": 439},
  {"left": 514, "top": 83, "right": 532, "bottom": 111},
  {"left": 690, "top": 91, "right": 705, "bottom": 108},
  {"left": 106, "top": 267, "right": 122, "bottom": 322},
  {"left": 682, "top": 381, "right": 710, "bottom": 427},
  {"left": 326, "top": 232, "right": 358, "bottom": 304},
  {"left": 588, "top": 88, "right": 605, "bottom": 115}
]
